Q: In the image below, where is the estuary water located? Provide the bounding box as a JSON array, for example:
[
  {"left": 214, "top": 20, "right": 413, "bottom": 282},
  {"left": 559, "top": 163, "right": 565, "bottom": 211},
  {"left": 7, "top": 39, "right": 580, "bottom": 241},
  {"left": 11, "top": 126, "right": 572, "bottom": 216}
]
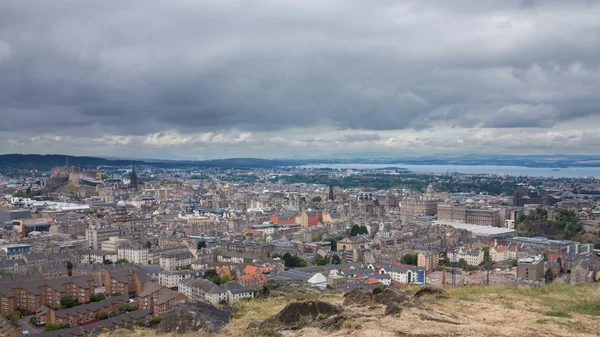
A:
[{"left": 299, "top": 164, "right": 600, "bottom": 178}]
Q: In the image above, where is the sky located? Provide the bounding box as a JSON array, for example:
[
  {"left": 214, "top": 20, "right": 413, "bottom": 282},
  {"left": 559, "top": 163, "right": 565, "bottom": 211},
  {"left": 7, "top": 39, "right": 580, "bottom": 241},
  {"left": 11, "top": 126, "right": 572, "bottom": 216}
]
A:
[{"left": 1, "top": 0, "right": 600, "bottom": 160}]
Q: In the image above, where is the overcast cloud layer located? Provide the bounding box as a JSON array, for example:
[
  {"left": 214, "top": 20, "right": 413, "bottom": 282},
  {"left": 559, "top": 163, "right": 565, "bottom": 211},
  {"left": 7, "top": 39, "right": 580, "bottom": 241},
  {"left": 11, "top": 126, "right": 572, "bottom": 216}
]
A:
[{"left": 1, "top": 0, "right": 600, "bottom": 159}]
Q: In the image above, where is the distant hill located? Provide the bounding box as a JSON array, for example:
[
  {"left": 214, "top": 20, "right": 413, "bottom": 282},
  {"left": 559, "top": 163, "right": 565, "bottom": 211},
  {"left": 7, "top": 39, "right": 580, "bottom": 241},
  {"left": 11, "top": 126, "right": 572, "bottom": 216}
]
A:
[{"left": 0, "top": 154, "right": 297, "bottom": 170}]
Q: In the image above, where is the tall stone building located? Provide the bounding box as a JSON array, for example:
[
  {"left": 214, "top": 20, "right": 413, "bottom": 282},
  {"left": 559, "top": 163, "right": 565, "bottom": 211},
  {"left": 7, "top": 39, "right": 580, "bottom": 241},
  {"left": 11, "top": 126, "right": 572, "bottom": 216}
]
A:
[
  {"left": 400, "top": 197, "right": 439, "bottom": 224},
  {"left": 436, "top": 203, "right": 467, "bottom": 223}
]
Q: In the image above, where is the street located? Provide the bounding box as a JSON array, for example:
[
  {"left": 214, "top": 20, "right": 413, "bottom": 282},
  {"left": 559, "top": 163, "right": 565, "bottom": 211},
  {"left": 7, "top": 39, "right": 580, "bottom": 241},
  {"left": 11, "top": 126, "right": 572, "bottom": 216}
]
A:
[{"left": 19, "top": 316, "right": 43, "bottom": 335}]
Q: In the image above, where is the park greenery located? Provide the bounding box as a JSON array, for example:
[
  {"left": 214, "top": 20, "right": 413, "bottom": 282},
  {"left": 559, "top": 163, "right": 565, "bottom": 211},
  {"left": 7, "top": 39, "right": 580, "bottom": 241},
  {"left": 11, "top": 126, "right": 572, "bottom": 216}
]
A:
[
  {"left": 274, "top": 172, "right": 519, "bottom": 195},
  {"left": 203, "top": 269, "right": 233, "bottom": 285},
  {"left": 60, "top": 295, "right": 79, "bottom": 309},
  {"left": 282, "top": 252, "right": 307, "bottom": 268},
  {"left": 312, "top": 254, "right": 331, "bottom": 266},
  {"left": 517, "top": 208, "right": 585, "bottom": 240},
  {"left": 350, "top": 224, "right": 369, "bottom": 236},
  {"left": 400, "top": 253, "right": 418, "bottom": 266},
  {"left": 90, "top": 293, "right": 106, "bottom": 302}
]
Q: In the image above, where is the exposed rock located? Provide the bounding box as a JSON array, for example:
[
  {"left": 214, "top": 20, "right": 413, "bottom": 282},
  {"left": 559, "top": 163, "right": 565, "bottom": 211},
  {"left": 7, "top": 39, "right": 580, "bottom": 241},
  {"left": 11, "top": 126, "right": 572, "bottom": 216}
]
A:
[
  {"left": 373, "top": 287, "right": 409, "bottom": 306},
  {"left": 414, "top": 285, "right": 448, "bottom": 298},
  {"left": 261, "top": 301, "right": 343, "bottom": 331},
  {"left": 343, "top": 287, "right": 373, "bottom": 306},
  {"left": 265, "top": 279, "right": 326, "bottom": 299},
  {"left": 156, "top": 300, "right": 230, "bottom": 334},
  {"left": 384, "top": 302, "right": 403, "bottom": 317},
  {"left": 315, "top": 314, "right": 345, "bottom": 331},
  {"left": 418, "top": 312, "right": 461, "bottom": 325}
]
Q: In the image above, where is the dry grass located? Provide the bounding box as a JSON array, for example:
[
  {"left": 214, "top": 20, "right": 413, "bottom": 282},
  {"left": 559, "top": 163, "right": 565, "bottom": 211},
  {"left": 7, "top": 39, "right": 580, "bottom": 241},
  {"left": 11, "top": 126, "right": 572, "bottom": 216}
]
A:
[{"left": 101, "top": 284, "right": 600, "bottom": 337}]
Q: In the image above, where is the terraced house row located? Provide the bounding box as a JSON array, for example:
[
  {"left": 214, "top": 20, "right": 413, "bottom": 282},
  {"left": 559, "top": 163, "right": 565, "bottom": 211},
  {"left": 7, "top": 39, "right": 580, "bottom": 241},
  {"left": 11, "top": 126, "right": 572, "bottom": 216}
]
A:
[
  {"left": 37, "top": 295, "right": 130, "bottom": 327},
  {"left": 0, "top": 275, "right": 95, "bottom": 316}
]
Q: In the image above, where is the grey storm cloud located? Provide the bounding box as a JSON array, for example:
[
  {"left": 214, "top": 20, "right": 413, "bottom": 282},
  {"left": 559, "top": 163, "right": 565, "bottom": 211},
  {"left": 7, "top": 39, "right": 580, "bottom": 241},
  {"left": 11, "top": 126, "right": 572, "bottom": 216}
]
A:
[{"left": 0, "top": 0, "right": 600, "bottom": 153}]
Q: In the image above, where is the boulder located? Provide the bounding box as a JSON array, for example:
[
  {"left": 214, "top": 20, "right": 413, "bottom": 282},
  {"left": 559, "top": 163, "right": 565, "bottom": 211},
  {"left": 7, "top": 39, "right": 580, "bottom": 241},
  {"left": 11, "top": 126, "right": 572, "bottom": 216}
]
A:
[
  {"left": 372, "top": 287, "right": 409, "bottom": 306},
  {"left": 315, "top": 314, "right": 345, "bottom": 331},
  {"left": 343, "top": 287, "right": 373, "bottom": 306},
  {"left": 261, "top": 301, "right": 343, "bottom": 331},
  {"left": 384, "top": 302, "right": 403, "bottom": 317},
  {"left": 155, "top": 300, "right": 230, "bottom": 334},
  {"left": 413, "top": 285, "right": 447, "bottom": 298},
  {"left": 276, "top": 301, "right": 342, "bottom": 326}
]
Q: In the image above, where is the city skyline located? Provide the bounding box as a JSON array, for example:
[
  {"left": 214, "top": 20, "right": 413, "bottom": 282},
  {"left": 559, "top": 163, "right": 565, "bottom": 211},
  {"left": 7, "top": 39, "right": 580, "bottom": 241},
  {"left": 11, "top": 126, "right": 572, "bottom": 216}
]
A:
[{"left": 1, "top": 1, "right": 600, "bottom": 159}]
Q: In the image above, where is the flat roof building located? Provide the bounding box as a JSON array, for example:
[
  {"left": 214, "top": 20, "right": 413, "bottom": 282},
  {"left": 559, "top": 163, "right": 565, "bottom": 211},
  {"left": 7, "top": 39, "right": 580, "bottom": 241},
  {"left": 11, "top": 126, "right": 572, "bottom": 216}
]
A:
[
  {"left": 0, "top": 210, "right": 31, "bottom": 223},
  {"left": 433, "top": 221, "right": 517, "bottom": 238}
]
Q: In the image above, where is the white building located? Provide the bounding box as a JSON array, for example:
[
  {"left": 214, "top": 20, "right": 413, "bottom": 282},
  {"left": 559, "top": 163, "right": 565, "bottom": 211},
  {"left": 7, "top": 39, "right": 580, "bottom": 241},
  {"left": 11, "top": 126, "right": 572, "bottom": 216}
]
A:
[
  {"left": 222, "top": 281, "right": 253, "bottom": 304},
  {"left": 101, "top": 237, "right": 129, "bottom": 252},
  {"left": 80, "top": 250, "right": 117, "bottom": 264},
  {"left": 383, "top": 266, "right": 427, "bottom": 285},
  {"left": 158, "top": 270, "right": 194, "bottom": 288},
  {"left": 178, "top": 278, "right": 227, "bottom": 305},
  {"left": 159, "top": 252, "right": 194, "bottom": 271},
  {"left": 86, "top": 227, "right": 121, "bottom": 250},
  {"left": 118, "top": 247, "right": 150, "bottom": 265},
  {"left": 453, "top": 248, "right": 485, "bottom": 266}
]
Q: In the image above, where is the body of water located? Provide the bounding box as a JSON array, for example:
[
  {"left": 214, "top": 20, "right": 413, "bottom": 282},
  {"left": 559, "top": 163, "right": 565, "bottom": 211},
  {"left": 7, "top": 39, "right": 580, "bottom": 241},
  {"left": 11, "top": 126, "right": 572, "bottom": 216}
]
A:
[{"left": 299, "top": 164, "right": 600, "bottom": 178}]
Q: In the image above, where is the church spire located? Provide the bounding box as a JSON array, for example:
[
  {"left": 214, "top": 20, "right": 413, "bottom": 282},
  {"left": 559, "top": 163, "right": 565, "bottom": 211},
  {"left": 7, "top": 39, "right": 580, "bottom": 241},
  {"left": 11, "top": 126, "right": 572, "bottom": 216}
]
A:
[{"left": 130, "top": 163, "right": 139, "bottom": 190}]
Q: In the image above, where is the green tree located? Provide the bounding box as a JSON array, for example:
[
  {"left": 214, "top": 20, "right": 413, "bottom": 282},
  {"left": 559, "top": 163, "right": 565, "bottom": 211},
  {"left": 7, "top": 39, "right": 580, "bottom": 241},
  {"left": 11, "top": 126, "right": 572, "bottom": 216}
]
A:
[
  {"left": 103, "top": 259, "right": 113, "bottom": 265},
  {"left": 221, "top": 275, "right": 232, "bottom": 283},
  {"left": 66, "top": 261, "right": 73, "bottom": 276},
  {"left": 197, "top": 240, "right": 206, "bottom": 250},
  {"left": 311, "top": 196, "right": 322, "bottom": 203},
  {"left": 60, "top": 295, "right": 79, "bottom": 308},
  {"left": 90, "top": 293, "right": 105, "bottom": 302},
  {"left": 148, "top": 316, "right": 162, "bottom": 327},
  {"left": 9, "top": 310, "right": 21, "bottom": 326},
  {"left": 145, "top": 241, "right": 152, "bottom": 249},
  {"left": 401, "top": 253, "right": 418, "bottom": 266},
  {"left": 329, "top": 239, "right": 337, "bottom": 252},
  {"left": 545, "top": 268, "right": 555, "bottom": 284},
  {"left": 282, "top": 253, "right": 307, "bottom": 268},
  {"left": 203, "top": 269, "right": 218, "bottom": 279},
  {"left": 115, "top": 258, "right": 129, "bottom": 264},
  {"left": 331, "top": 254, "right": 342, "bottom": 265},
  {"left": 350, "top": 225, "right": 360, "bottom": 237},
  {"left": 313, "top": 254, "right": 331, "bottom": 266},
  {"left": 45, "top": 323, "right": 64, "bottom": 331},
  {"left": 95, "top": 312, "right": 109, "bottom": 320},
  {"left": 359, "top": 225, "right": 369, "bottom": 235}
]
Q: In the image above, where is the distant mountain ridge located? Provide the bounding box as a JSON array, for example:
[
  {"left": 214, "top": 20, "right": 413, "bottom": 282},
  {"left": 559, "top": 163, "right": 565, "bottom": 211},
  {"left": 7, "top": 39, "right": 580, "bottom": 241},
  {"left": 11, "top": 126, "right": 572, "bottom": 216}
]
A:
[
  {"left": 0, "top": 154, "right": 296, "bottom": 169},
  {"left": 2, "top": 153, "right": 600, "bottom": 170}
]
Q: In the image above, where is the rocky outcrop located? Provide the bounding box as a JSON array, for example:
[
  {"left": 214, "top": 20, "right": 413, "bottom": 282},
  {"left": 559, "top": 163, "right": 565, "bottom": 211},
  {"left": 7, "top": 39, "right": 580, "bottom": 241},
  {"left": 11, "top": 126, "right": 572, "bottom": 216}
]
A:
[
  {"left": 343, "top": 285, "right": 409, "bottom": 307},
  {"left": 372, "top": 286, "right": 409, "bottom": 305},
  {"left": 413, "top": 285, "right": 448, "bottom": 298},
  {"left": 156, "top": 300, "right": 230, "bottom": 334},
  {"left": 255, "top": 301, "right": 344, "bottom": 333},
  {"left": 384, "top": 302, "right": 403, "bottom": 316},
  {"left": 343, "top": 287, "right": 373, "bottom": 306}
]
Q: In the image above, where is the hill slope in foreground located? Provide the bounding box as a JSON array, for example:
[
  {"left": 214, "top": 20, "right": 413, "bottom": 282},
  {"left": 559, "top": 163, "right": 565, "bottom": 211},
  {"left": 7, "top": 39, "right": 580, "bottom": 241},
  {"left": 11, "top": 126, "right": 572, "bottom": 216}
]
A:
[{"left": 104, "top": 284, "right": 600, "bottom": 337}]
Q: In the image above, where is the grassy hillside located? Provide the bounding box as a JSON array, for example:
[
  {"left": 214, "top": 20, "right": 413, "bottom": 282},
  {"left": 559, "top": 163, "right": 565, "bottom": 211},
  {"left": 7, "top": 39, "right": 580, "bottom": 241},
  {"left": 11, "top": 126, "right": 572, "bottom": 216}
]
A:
[{"left": 102, "top": 284, "right": 600, "bottom": 337}]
